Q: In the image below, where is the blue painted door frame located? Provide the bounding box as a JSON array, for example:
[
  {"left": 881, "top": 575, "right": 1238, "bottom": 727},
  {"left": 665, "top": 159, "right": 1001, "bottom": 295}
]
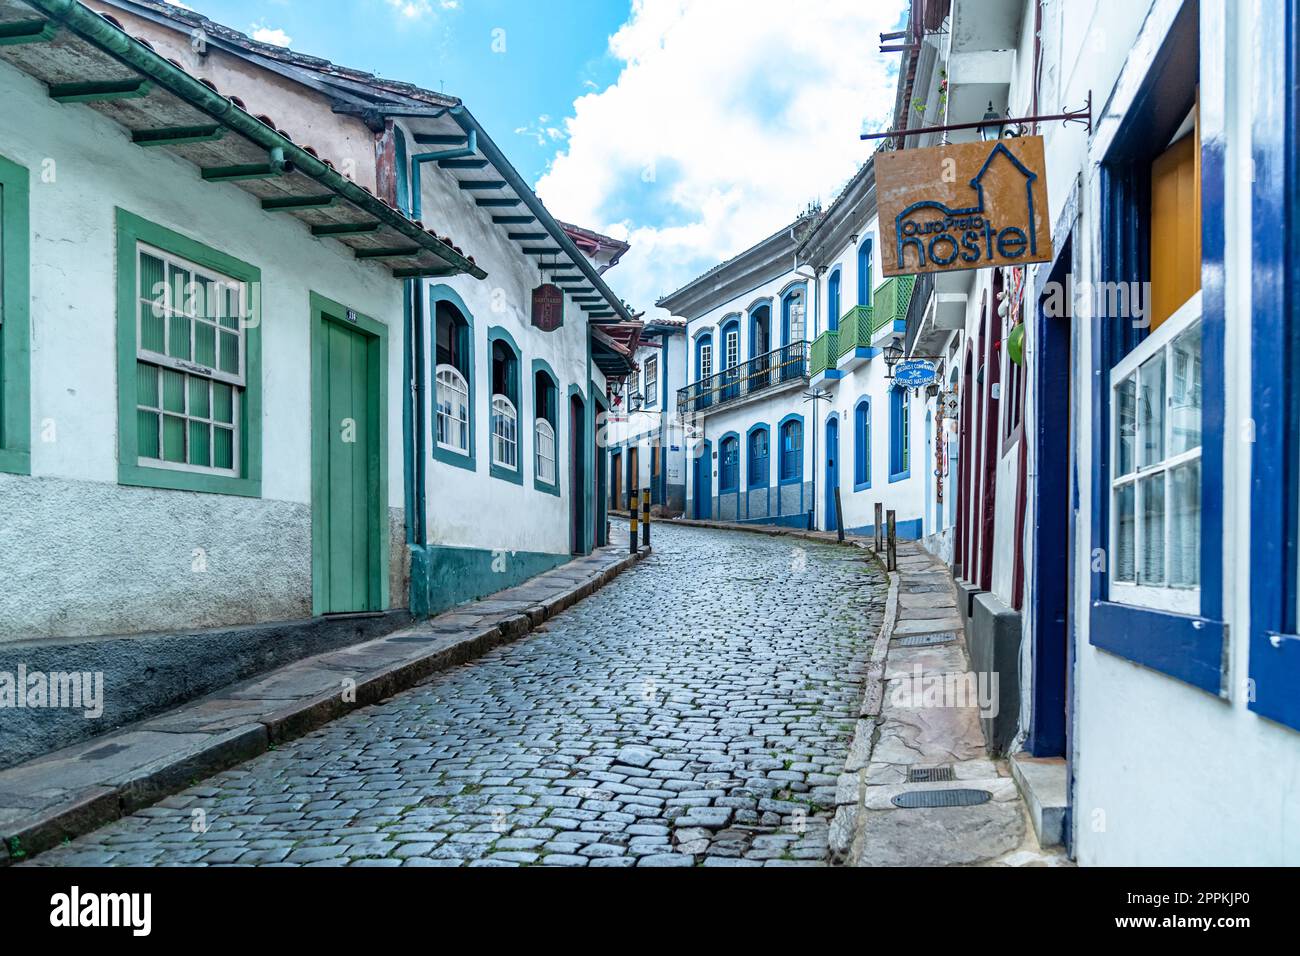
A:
[
  {"left": 694, "top": 439, "right": 713, "bottom": 519},
  {"left": 825, "top": 416, "right": 839, "bottom": 531}
]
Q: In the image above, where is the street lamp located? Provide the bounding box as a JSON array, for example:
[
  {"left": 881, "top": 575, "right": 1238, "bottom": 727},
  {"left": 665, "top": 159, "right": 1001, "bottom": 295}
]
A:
[
  {"left": 979, "top": 101, "right": 1005, "bottom": 141},
  {"left": 882, "top": 338, "right": 905, "bottom": 378}
]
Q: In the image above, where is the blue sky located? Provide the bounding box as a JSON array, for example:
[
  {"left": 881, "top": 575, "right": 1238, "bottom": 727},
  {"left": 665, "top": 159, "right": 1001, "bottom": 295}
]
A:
[{"left": 183, "top": 0, "right": 908, "bottom": 317}]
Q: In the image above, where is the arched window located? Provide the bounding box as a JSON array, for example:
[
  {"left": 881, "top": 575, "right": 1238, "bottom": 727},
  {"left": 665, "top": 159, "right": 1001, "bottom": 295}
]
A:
[
  {"left": 781, "top": 286, "right": 806, "bottom": 346},
  {"left": 719, "top": 435, "right": 739, "bottom": 492},
  {"left": 435, "top": 300, "right": 472, "bottom": 455},
  {"left": 694, "top": 332, "right": 714, "bottom": 412},
  {"left": 534, "top": 367, "right": 558, "bottom": 487},
  {"left": 827, "top": 268, "right": 842, "bottom": 332},
  {"left": 889, "top": 385, "right": 910, "bottom": 480},
  {"left": 490, "top": 335, "right": 520, "bottom": 473},
  {"left": 748, "top": 427, "right": 769, "bottom": 488},
  {"left": 721, "top": 318, "right": 741, "bottom": 401},
  {"left": 854, "top": 398, "right": 872, "bottom": 490},
  {"left": 779, "top": 418, "right": 803, "bottom": 482},
  {"left": 857, "top": 238, "right": 873, "bottom": 306}
]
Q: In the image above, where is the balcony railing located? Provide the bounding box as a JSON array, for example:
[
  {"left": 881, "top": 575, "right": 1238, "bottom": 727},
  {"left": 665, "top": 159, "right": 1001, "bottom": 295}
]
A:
[
  {"left": 903, "top": 271, "right": 936, "bottom": 357},
  {"left": 810, "top": 330, "right": 839, "bottom": 377},
  {"left": 838, "top": 304, "right": 875, "bottom": 357},
  {"left": 678, "top": 341, "right": 809, "bottom": 417},
  {"left": 872, "top": 275, "right": 917, "bottom": 338}
]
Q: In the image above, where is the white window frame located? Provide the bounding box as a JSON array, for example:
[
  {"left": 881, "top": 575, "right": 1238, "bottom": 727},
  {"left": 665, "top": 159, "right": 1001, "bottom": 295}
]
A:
[
  {"left": 491, "top": 394, "right": 519, "bottom": 470},
  {"left": 135, "top": 242, "right": 245, "bottom": 477},
  {"left": 699, "top": 341, "right": 713, "bottom": 380},
  {"left": 787, "top": 292, "right": 806, "bottom": 344},
  {"left": 435, "top": 364, "right": 470, "bottom": 455},
  {"left": 535, "top": 418, "right": 556, "bottom": 485},
  {"left": 725, "top": 328, "right": 739, "bottom": 369},
  {"left": 1108, "top": 290, "right": 1203, "bottom": 615},
  {"left": 643, "top": 355, "right": 658, "bottom": 409}
]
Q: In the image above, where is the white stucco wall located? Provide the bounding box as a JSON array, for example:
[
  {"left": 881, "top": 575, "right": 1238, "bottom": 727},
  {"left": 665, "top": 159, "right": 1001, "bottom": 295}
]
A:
[{"left": 0, "top": 59, "right": 407, "bottom": 641}]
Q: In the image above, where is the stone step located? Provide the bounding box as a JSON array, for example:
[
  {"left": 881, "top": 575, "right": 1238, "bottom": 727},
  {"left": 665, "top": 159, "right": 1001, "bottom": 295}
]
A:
[{"left": 1009, "top": 754, "right": 1068, "bottom": 848}]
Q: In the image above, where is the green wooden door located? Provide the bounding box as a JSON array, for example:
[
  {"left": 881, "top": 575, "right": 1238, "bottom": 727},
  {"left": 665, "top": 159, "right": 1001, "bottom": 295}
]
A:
[{"left": 316, "top": 318, "right": 376, "bottom": 613}]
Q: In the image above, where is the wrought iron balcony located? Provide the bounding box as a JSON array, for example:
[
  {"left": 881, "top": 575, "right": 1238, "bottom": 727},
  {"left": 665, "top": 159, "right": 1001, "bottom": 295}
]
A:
[{"left": 678, "top": 341, "right": 808, "bottom": 417}]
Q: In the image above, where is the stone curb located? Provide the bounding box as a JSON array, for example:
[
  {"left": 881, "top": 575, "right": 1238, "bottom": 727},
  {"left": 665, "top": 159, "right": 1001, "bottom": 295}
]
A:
[
  {"left": 829, "top": 569, "right": 900, "bottom": 865},
  {"left": 0, "top": 546, "right": 650, "bottom": 866}
]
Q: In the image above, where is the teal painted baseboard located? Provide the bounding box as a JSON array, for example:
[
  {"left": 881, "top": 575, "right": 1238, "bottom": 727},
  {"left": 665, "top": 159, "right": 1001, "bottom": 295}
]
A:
[{"left": 410, "top": 543, "right": 571, "bottom": 618}]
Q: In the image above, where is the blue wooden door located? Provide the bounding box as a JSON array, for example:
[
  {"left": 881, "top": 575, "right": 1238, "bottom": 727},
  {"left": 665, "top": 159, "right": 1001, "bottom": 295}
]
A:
[
  {"left": 825, "top": 417, "right": 839, "bottom": 531},
  {"left": 694, "top": 440, "right": 713, "bottom": 519}
]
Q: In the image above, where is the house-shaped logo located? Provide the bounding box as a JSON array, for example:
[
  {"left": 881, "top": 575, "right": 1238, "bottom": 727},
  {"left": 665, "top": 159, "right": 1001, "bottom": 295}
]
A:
[{"left": 877, "top": 136, "right": 1053, "bottom": 277}]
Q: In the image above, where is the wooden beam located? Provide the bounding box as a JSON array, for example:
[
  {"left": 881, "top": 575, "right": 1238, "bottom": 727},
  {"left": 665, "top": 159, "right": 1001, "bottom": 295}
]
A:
[
  {"left": 476, "top": 198, "right": 521, "bottom": 207},
  {"left": 458, "top": 180, "right": 507, "bottom": 191},
  {"left": 132, "top": 124, "right": 225, "bottom": 147},
  {"left": 0, "top": 19, "right": 57, "bottom": 45},
  {"left": 202, "top": 162, "right": 282, "bottom": 183},
  {"left": 493, "top": 216, "right": 536, "bottom": 225},
  {"left": 508, "top": 232, "right": 549, "bottom": 241},
  {"left": 262, "top": 194, "right": 336, "bottom": 211},
  {"left": 438, "top": 158, "right": 489, "bottom": 170},
  {"left": 311, "top": 222, "right": 382, "bottom": 237},
  {"left": 521, "top": 246, "right": 563, "bottom": 255},
  {"left": 413, "top": 133, "right": 466, "bottom": 146},
  {"left": 393, "top": 266, "right": 457, "bottom": 278},
  {"left": 355, "top": 247, "right": 423, "bottom": 260},
  {"left": 49, "top": 77, "right": 151, "bottom": 103}
]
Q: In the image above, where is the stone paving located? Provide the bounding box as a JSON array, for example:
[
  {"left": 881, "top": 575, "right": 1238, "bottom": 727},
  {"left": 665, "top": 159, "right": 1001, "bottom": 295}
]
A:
[{"left": 24, "top": 521, "right": 886, "bottom": 867}]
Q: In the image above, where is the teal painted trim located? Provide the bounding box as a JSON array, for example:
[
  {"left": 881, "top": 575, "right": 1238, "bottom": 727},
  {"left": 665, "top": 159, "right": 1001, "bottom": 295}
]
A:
[
  {"left": 592, "top": 379, "right": 607, "bottom": 547},
  {"left": 428, "top": 283, "right": 477, "bottom": 473},
  {"left": 309, "top": 291, "right": 390, "bottom": 614},
  {"left": 0, "top": 153, "right": 31, "bottom": 475},
  {"left": 571, "top": 380, "right": 592, "bottom": 554},
  {"left": 531, "top": 357, "right": 561, "bottom": 497},
  {"left": 415, "top": 543, "right": 570, "bottom": 618},
  {"left": 487, "top": 324, "right": 523, "bottom": 485},
  {"left": 0, "top": 19, "right": 57, "bottom": 45},
  {"left": 115, "top": 208, "right": 262, "bottom": 496}
]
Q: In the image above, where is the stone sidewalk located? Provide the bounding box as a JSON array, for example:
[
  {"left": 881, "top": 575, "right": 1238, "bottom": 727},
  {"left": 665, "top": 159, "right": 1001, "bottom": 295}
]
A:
[
  {"left": 667, "top": 518, "right": 1067, "bottom": 866},
  {"left": 0, "top": 544, "right": 648, "bottom": 866},
  {"left": 831, "top": 540, "right": 1067, "bottom": 866}
]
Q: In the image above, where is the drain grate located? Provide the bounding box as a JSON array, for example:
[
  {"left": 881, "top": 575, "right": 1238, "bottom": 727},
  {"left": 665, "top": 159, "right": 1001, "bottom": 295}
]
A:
[
  {"left": 895, "top": 631, "right": 958, "bottom": 647},
  {"left": 908, "top": 766, "right": 955, "bottom": 783},
  {"left": 892, "top": 788, "right": 991, "bottom": 809}
]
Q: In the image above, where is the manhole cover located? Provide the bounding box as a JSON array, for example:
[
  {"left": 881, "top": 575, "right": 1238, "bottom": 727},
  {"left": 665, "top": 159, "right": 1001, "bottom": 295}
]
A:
[
  {"left": 908, "top": 766, "right": 955, "bottom": 783},
  {"left": 80, "top": 743, "right": 130, "bottom": 761},
  {"left": 892, "top": 788, "right": 991, "bottom": 809},
  {"left": 895, "top": 631, "right": 958, "bottom": 647}
]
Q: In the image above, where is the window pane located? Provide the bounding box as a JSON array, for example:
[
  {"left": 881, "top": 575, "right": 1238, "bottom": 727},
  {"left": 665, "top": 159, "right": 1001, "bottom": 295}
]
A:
[
  {"left": 1115, "top": 482, "right": 1136, "bottom": 582},
  {"left": 213, "top": 382, "right": 234, "bottom": 424},
  {"left": 188, "top": 376, "right": 210, "bottom": 419},
  {"left": 162, "top": 414, "right": 186, "bottom": 463},
  {"left": 219, "top": 330, "right": 239, "bottom": 375},
  {"left": 167, "top": 313, "right": 192, "bottom": 360},
  {"left": 161, "top": 368, "right": 186, "bottom": 413},
  {"left": 1116, "top": 377, "right": 1136, "bottom": 475},
  {"left": 140, "top": 302, "right": 165, "bottom": 354},
  {"left": 1138, "top": 351, "right": 1166, "bottom": 468},
  {"left": 1139, "top": 473, "right": 1166, "bottom": 585},
  {"left": 188, "top": 420, "right": 211, "bottom": 468},
  {"left": 136, "top": 362, "right": 159, "bottom": 408},
  {"left": 139, "top": 252, "right": 165, "bottom": 301},
  {"left": 1169, "top": 459, "right": 1201, "bottom": 587},
  {"left": 214, "top": 426, "right": 234, "bottom": 470},
  {"left": 195, "top": 321, "right": 217, "bottom": 367},
  {"left": 1169, "top": 320, "right": 1202, "bottom": 455},
  {"left": 170, "top": 265, "right": 193, "bottom": 315},
  {"left": 137, "top": 410, "right": 159, "bottom": 459}
]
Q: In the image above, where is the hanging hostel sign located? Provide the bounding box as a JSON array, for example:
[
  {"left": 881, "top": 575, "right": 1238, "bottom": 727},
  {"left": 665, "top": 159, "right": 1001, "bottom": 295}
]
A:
[{"left": 877, "top": 136, "right": 1052, "bottom": 277}]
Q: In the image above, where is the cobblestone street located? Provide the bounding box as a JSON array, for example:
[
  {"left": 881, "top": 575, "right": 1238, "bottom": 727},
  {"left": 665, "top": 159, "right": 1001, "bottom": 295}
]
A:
[{"left": 26, "top": 522, "right": 886, "bottom": 867}]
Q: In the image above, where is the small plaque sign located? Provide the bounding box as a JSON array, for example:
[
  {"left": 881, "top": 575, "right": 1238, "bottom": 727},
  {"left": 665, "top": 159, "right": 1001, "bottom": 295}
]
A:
[{"left": 531, "top": 284, "right": 564, "bottom": 332}]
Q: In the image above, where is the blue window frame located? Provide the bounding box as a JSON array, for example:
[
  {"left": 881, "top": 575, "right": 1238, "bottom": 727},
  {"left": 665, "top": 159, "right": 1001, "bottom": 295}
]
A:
[
  {"left": 827, "top": 268, "right": 842, "bottom": 332},
  {"left": 430, "top": 284, "right": 477, "bottom": 474},
  {"left": 488, "top": 326, "right": 523, "bottom": 486},
  {"left": 857, "top": 238, "right": 873, "bottom": 306},
  {"left": 778, "top": 415, "right": 803, "bottom": 483},
  {"left": 854, "top": 397, "right": 871, "bottom": 491},
  {"left": 747, "top": 425, "right": 770, "bottom": 489},
  {"left": 888, "top": 386, "right": 909, "bottom": 481},
  {"left": 719, "top": 434, "right": 740, "bottom": 492},
  {"left": 720, "top": 316, "right": 741, "bottom": 401},
  {"left": 1248, "top": 0, "right": 1300, "bottom": 731},
  {"left": 1087, "top": 0, "right": 1226, "bottom": 695},
  {"left": 780, "top": 283, "right": 807, "bottom": 346}
]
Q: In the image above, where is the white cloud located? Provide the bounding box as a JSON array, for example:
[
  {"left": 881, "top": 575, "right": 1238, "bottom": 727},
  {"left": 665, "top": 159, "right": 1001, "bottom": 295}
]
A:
[
  {"left": 250, "top": 23, "right": 292, "bottom": 47},
  {"left": 534, "top": 0, "right": 905, "bottom": 318}
]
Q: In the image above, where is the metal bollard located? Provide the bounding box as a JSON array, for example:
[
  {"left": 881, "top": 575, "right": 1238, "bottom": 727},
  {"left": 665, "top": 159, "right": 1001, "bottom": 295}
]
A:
[
  {"left": 629, "top": 489, "right": 639, "bottom": 554},
  {"left": 886, "top": 509, "right": 897, "bottom": 572},
  {"left": 641, "top": 488, "right": 651, "bottom": 548},
  {"left": 834, "top": 487, "right": 845, "bottom": 543},
  {"left": 874, "top": 503, "right": 883, "bottom": 553}
]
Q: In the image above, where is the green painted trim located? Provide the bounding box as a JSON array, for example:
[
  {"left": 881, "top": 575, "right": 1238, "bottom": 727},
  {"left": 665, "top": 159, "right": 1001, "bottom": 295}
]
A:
[
  {"left": 569, "top": 381, "right": 592, "bottom": 555},
  {"left": 309, "top": 291, "right": 390, "bottom": 615},
  {"left": 428, "top": 283, "right": 477, "bottom": 474},
  {"left": 0, "top": 154, "right": 31, "bottom": 475},
  {"left": 115, "top": 208, "right": 262, "bottom": 496},
  {"left": 311, "top": 222, "right": 380, "bottom": 237},
  {"left": 132, "top": 124, "right": 226, "bottom": 147},
  {"left": 49, "top": 77, "right": 151, "bottom": 103},
  {"left": 530, "top": 357, "right": 561, "bottom": 498},
  {"left": 414, "top": 543, "right": 570, "bottom": 618},
  {"left": 0, "top": 19, "right": 57, "bottom": 45}
]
